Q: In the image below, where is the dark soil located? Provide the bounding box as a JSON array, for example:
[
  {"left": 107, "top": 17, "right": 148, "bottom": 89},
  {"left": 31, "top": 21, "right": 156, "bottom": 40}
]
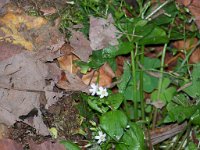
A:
[{"left": 9, "top": 93, "right": 85, "bottom": 149}]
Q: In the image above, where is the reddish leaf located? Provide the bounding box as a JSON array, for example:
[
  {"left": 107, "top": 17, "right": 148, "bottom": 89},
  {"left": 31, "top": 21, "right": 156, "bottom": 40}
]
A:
[{"left": 0, "top": 139, "right": 23, "bottom": 150}]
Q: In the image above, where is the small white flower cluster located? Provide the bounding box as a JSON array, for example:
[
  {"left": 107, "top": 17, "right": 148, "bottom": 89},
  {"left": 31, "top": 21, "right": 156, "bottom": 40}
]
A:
[
  {"left": 95, "top": 131, "right": 106, "bottom": 144},
  {"left": 89, "top": 83, "right": 108, "bottom": 98}
]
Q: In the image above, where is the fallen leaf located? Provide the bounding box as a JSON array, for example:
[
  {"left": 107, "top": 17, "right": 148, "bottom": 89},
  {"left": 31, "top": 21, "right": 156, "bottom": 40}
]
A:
[
  {"left": 82, "top": 63, "right": 115, "bottom": 87},
  {"left": 40, "top": 7, "right": 57, "bottom": 16},
  {"left": 29, "top": 141, "right": 65, "bottom": 150},
  {"left": 0, "top": 124, "right": 9, "bottom": 139},
  {"left": 89, "top": 14, "right": 121, "bottom": 50},
  {"left": 150, "top": 122, "right": 187, "bottom": 145},
  {"left": 69, "top": 29, "right": 93, "bottom": 62},
  {"left": 44, "top": 81, "right": 63, "bottom": 109},
  {"left": 0, "top": 42, "right": 24, "bottom": 61},
  {"left": 189, "top": 48, "right": 200, "bottom": 63},
  {"left": 151, "top": 101, "right": 165, "bottom": 109},
  {"left": 0, "top": 12, "right": 47, "bottom": 50},
  {"left": 0, "top": 52, "right": 51, "bottom": 135},
  {"left": 177, "top": 0, "right": 200, "bottom": 30},
  {"left": 57, "top": 71, "right": 89, "bottom": 93},
  {"left": 0, "top": 139, "right": 23, "bottom": 150},
  {"left": 58, "top": 54, "right": 79, "bottom": 74},
  {"left": 173, "top": 38, "right": 198, "bottom": 51},
  {"left": 0, "top": 0, "right": 9, "bottom": 15}
]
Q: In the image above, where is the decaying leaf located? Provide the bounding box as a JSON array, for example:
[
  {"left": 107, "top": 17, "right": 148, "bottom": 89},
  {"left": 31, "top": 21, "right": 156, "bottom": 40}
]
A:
[
  {"left": 82, "top": 63, "right": 115, "bottom": 87},
  {"left": 69, "top": 29, "right": 93, "bottom": 62},
  {"left": 177, "top": 0, "right": 200, "bottom": 30},
  {"left": 0, "top": 12, "right": 47, "bottom": 50},
  {"left": 40, "top": 7, "right": 57, "bottom": 16},
  {"left": 44, "top": 81, "right": 63, "bottom": 109},
  {"left": 89, "top": 14, "right": 121, "bottom": 50},
  {"left": 0, "top": 124, "right": 9, "bottom": 139},
  {"left": 58, "top": 54, "right": 79, "bottom": 74},
  {"left": 149, "top": 122, "right": 187, "bottom": 145},
  {"left": 0, "top": 52, "right": 54, "bottom": 135},
  {"left": 0, "top": 42, "right": 24, "bottom": 61},
  {"left": 0, "top": 0, "right": 9, "bottom": 14},
  {"left": 57, "top": 71, "right": 89, "bottom": 93},
  {"left": 29, "top": 141, "right": 65, "bottom": 150},
  {"left": 0, "top": 139, "right": 23, "bottom": 150}
]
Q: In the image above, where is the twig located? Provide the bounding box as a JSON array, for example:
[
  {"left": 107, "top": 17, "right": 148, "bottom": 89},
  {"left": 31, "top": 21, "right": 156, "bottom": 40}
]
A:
[{"left": 145, "top": 0, "right": 173, "bottom": 20}]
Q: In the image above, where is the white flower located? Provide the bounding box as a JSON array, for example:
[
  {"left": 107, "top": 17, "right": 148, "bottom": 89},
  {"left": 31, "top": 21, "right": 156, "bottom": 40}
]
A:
[
  {"left": 89, "top": 83, "right": 99, "bottom": 95},
  {"left": 95, "top": 131, "right": 106, "bottom": 144},
  {"left": 97, "top": 87, "right": 108, "bottom": 98}
]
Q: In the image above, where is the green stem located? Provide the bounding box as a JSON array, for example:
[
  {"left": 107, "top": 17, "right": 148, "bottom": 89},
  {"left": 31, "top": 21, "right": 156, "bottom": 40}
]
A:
[
  {"left": 131, "top": 43, "right": 138, "bottom": 120},
  {"left": 152, "top": 43, "right": 168, "bottom": 128},
  {"left": 140, "top": 45, "right": 145, "bottom": 120}
]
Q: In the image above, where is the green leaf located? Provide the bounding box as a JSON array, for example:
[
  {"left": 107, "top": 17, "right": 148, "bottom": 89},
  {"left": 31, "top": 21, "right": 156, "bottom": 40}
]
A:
[
  {"left": 143, "top": 73, "right": 158, "bottom": 93},
  {"left": 60, "top": 140, "right": 81, "bottom": 150},
  {"left": 118, "top": 61, "right": 132, "bottom": 93},
  {"left": 153, "top": 2, "right": 178, "bottom": 25},
  {"left": 143, "top": 57, "right": 161, "bottom": 69},
  {"left": 151, "top": 86, "right": 176, "bottom": 103},
  {"left": 107, "top": 93, "right": 124, "bottom": 110},
  {"left": 151, "top": 78, "right": 176, "bottom": 103},
  {"left": 116, "top": 123, "right": 145, "bottom": 150},
  {"left": 166, "top": 102, "right": 198, "bottom": 123},
  {"left": 103, "top": 42, "right": 134, "bottom": 58},
  {"left": 183, "top": 63, "right": 200, "bottom": 98},
  {"left": 88, "top": 50, "right": 116, "bottom": 69},
  {"left": 138, "top": 26, "right": 169, "bottom": 45},
  {"left": 186, "top": 142, "right": 198, "bottom": 150},
  {"left": 191, "top": 109, "right": 200, "bottom": 126},
  {"left": 100, "top": 110, "right": 128, "bottom": 141},
  {"left": 87, "top": 98, "right": 109, "bottom": 113}
]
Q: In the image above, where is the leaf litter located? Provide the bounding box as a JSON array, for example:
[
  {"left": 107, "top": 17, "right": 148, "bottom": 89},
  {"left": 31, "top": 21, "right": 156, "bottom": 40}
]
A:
[
  {"left": 2, "top": 0, "right": 199, "bottom": 149},
  {"left": 0, "top": 2, "right": 100, "bottom": 148}
]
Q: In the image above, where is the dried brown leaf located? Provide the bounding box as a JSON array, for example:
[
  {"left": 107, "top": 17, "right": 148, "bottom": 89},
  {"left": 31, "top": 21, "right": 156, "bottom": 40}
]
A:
[
  {"left": 0, "top": 139, "right": 23, "bottom": 150},
  {"left": 57, "top": 71, "right": 89, "bottom": 93},
  {"left": 89, "top": 14, "right": 120, "bottom": 50},
  {"left": 40, "top": 7, "right": 57, "bottom": 16},
  {"left": 69, "top": 30, "right": 92, "bottom": 62},
  {"left": 29, "top": 141, "right": 65, "bottom": 150}
]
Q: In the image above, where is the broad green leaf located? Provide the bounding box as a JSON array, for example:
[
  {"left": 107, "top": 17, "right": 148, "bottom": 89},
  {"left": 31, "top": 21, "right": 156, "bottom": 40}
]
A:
[
  {"left": 186, "top": 142, "right": 198, "bottom": 150},
  {"left": 88, "top": 50, "right": 116, "bottom": 70},
  {"left": 191, "top": 109, "right": 200, "bottom": 126},
  {"left": 166, "top": 102, "right": 198, "bottom": 123},
  {"left": 74, "top": 61, "right": 90, "bottom": 74},
  {"left": 173, "top": 94, "right": 190, "bottom": 107},
  {"left": 107, "top": 93, "right": 124, "bottom": 110},
  {"left": 103, "top": 42, "right": 134, "bottom": 58},
  {"left": 153, "top": 2, "right": 178, "bottom": 25},
  {"left": 143, "top": 73, "right": 158, "bottom": 93},
  {"left": 151, "top": 86, "right": 176, "bottom": 103},
  {"left": 100, "top": 110, "right": 128, "bottom": 141},
  {"left": 143, "top": 57, "right": 161, "bottom": 69},
  {"left": 124, "top": 84, "right": 140, "bottom": 101},
  {"left": 138, "top": 26, "right": 169, "bottom": 45},
  {"left": 118, "top": 61, "right": 131, "bottom": 93},
  {"left": 60, "top": 140, "right": 81, "bottom": 150},
  {"left": 87, "top": 98, "right": 109, "bottom": 113},
  {"left": 183, "top": 63, "right": 200, "bottom": 98},
  {"left": 116, "top": 123, "right": 145, "bottom": 150}
]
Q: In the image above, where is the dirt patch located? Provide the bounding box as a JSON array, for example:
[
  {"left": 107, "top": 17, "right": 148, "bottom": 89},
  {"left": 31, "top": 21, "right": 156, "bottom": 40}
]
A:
[{"left": 8, "top": 93, "right": 84, "bottom": 149}]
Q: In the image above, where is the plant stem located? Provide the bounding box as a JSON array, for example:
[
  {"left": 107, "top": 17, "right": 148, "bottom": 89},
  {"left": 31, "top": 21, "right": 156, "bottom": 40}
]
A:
[
  {"left": 140, "top": 45, "right": 145, "bottom": 120},
  {"left": 131, "top": 43, "right": 138, "bottom": 120},
  {"left": 145, "top": 0, "right": 173, "bottom": 20},
  {"left": 152, "top": 43, "right": 168, "bottom": 129}
]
